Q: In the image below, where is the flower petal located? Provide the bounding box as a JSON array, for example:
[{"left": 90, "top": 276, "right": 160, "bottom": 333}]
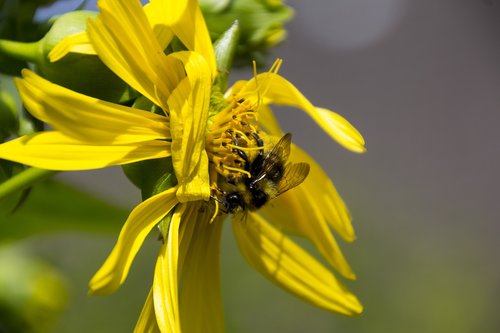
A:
[
  {"left": 291, "top": 144, "right": 356, "bottom": 242},
  {"left": 145, "top": 0, "right": 217, "bottom": 77},
  {"left": 49, "top": 31, "right": 96, "bottom": 62},
  {"left": 153, "top": 204, "right": 184, "bottom": 333},
  {"left": 167, "top": 52, "right": 211, "bottom": 202},
  {"left": 89, "top": 188, "right": 178, "bottom": 295},
  {"left": 87, "top": 0, "right": 185, "bottom": 109},
  {"left": 16, "top": 70, "right": 170, "bottom": 144},
  {"left": 259, "top": 187, "right": 356, "bottom": 280},
  {"left": 233, "top": 213, "right": 363, "bottom": 315},
  {"left": 0, "top": 132, "right": 170, "bottom": 170},
  {"left": 143, "top": 1, "right": 175, "bottom": 50},
  {"left": 134, "top": 288, "right": 161, "bottom": 333},
  {"left": 178, "top": 203, "right": 224, "bottom": 333},
  {"left": 257, "top": 104, "right": 283, "bottom": 136},
  {"left": 242, "top": 72, "right": 366, "bottom": 153}
]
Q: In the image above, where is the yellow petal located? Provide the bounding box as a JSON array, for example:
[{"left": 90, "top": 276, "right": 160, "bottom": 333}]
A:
[
  {"left": 168, "top": 52, "right": 211, "bottom": 202},
  {"left": 89, "top": 188, "right": 178, "bottom": 295},
  {"left": 49, "top": 31, "right": 96, "bottom": 62},
  {"left": 153, "top": 204, "right": 184, "bottom": 333},
  {"left": 134, "top": 288, "right": 161, "bottom": 333},
  {"left": 259, "top": 186, "right": 356, "bottom": 280},
  {"left": 87, "top": 0, "right": 185, "bottom": 109},
  {"left": 0, "top": 132, "right": 170, "bottom": 170},
  {"left": 143, "top": 0, "right": 187, "bottom": 51},
  {"left": 172, "top": 1, "right": 217, "bottom": 78},
  {"left": 233, "top": 213, "right": 363, "bottom": 315},
  {"left": 16, "top": 70, "right": 170, "bottom": 144},
  {"left": 291, "top": 144, "right": 356, "bottom": 242},
  {"left": 145, "top": 0, "right": 216, "bottom": 77},
  {"left": 242, "top": 72, "right": 366, "bottom": 153},
  {"left": 179, "top": 203, "right": 224, "bottom": 333},
  {"left": 258, "top": 104, "right": 283, "bottom": 136}
]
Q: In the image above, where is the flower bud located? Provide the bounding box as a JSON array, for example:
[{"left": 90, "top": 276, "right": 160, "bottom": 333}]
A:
[
  {"left": 37, "top": 11, "right": 137, "bottom": 103},
  {"left": 200, "top": 0, "right": 294, "bottom": 65}
]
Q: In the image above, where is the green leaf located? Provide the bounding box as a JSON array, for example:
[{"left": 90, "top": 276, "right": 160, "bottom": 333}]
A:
[{"left": 0, "top": 180, "right": 128, "bottom": 241}]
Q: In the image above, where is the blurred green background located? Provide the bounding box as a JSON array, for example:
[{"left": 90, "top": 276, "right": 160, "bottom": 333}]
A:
[{"left": 2, "top": 0, "right": 500, "bottom": 332}]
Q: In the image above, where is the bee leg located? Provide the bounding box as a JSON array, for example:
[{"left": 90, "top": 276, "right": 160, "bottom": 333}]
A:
[{"left": 210, "top": 194, "right": 229, "bottom": 214}]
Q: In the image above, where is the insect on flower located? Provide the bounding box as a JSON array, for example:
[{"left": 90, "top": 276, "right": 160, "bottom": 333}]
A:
[{"left": 213, "top": 131, "right": 310, "bottom": 214}]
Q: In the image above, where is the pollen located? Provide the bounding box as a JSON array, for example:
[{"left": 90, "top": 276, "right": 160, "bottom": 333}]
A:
[{"left": 206, "top": 96, "right": 263, "bottom": 184}]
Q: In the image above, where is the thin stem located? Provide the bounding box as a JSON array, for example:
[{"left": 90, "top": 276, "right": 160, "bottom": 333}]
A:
[
  {"left": 0, "top": 168, "right": 57, "bottom": 200},
  {"left": 0, "top": 39, "right": 40, "bottom": 64}
]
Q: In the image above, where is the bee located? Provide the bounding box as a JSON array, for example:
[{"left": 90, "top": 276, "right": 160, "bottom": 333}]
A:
[{"left": 218, "top": 132, "right": 310, "bottom": 214}]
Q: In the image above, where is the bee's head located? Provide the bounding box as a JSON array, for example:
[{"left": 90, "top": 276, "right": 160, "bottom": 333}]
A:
[{"left": 224, "top": 191, "right": 245, "bottom": 214}]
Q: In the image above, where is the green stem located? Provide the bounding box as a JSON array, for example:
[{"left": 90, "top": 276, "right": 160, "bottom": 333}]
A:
[
  {"left": 0, "top": 168, "right": 57, "bottom": 200},
  {"left": 0, "top": 39, "right": 40, "bottom": 64}
]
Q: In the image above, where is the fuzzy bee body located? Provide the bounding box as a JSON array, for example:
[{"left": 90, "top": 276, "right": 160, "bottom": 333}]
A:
[{"left": 218, "top": 133, "right": 310, "bottom": 214}]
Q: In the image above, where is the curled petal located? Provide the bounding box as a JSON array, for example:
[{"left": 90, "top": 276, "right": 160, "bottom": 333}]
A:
[
  {"left": 146, "top": 0, "right": 216, "bottom": 78},
  {"left": 0, "top": 132, "right": 170, "bottom": 171},
  {"left": 16, "top": 70, "right": 170, "bottom": 144},
  {"left": 89, "top": 188, "right": 178, "bottom": 295},
  {"left": 233, "top": 213, "right": 363, "bottom": 315}
]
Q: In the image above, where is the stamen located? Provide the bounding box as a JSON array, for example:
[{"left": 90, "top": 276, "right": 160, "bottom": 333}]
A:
[{"left": 222, "top": 165, "right": 251, "bottom": 178}]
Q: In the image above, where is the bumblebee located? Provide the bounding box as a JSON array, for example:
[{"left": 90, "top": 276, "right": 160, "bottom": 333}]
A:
[{"left": 216, "top": 132, "right": 310, "bottom": 214}]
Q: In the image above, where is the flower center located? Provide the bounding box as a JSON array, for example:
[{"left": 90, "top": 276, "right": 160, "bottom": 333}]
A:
[{"left": 206, "top": 96, "right": 263, "bottom": 184}]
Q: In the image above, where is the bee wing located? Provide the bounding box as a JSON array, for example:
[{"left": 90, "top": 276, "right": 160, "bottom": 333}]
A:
[
  {"left": 253, "top": 133, "right": 292, "bottom": 182},
  {"left": 272, "top": 133, "right": 292, "bottom": 163},
  {"left": 277, "top": 162, "right": 310, "bottom": 195}
]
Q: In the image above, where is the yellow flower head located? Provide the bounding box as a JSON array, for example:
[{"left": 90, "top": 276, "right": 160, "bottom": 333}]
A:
[{"left": 0, "top": 0, "right": 366, "bottom": 331}]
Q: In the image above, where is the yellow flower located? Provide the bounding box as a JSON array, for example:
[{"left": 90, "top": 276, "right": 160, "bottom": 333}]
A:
[{"left": 0, "top": 0, "right": 366, "bottom": 331}]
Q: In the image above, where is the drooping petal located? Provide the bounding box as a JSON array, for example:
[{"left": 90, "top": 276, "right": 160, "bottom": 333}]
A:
[
  {"left": 240, "top": 72, "right": 366, "bottom": 153},
  {"left": 233, "top": 213, "right": 363, "bottom": 315},
  {"left": 168, "top": 52, "right": 211, "bottom": 202},
  {"left": 49, "top": 31, "right": 96, "bottom": 62},
  {"left": 87, "top": 0, "right": 185, "bottom": 109},
  {"left": 291, "top": 144, "right": 356, "bottom": 242},
  {"left": 89, "top": 188, "right": 178, "bottom": 295},
  {"left": 153, "top": 204, "right": 184, "bottom": 333},
  {"left": 0, "top": 132, "right": 170, "bottom": 170},
  {"left": 259, "top": 187, "right": 356, "bottom": 280},
  {"left": 178, "top": 203, "right": 224, "bottom": 333},
  {"left": 134, "top": 288, "right": 161, "bottom": 333},
  {"left": 16, "top": 70, "right": 170, "bottom": 144}
]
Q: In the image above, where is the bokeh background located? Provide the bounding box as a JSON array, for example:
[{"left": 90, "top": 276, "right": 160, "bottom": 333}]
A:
[{"left": 3, "top": 0, "right": 500, "bottom": 332}]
